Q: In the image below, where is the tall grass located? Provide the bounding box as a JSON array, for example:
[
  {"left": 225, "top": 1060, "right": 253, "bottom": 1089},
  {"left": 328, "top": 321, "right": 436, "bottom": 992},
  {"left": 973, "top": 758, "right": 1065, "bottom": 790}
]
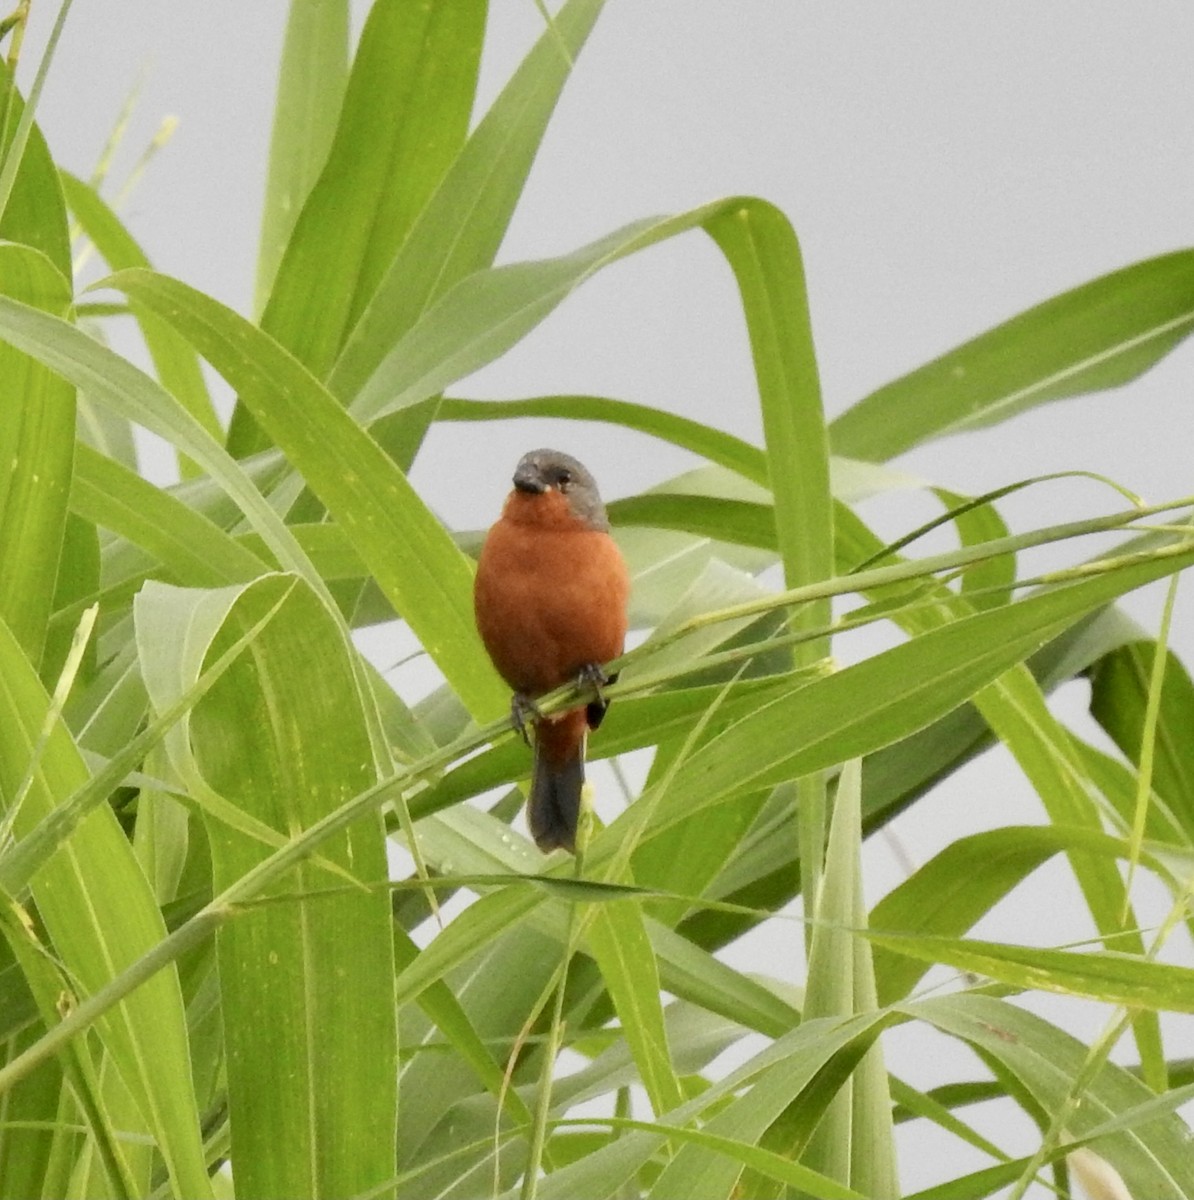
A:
[{"left": 0, "top": 3, "right": 1191, "bottom": 1197}]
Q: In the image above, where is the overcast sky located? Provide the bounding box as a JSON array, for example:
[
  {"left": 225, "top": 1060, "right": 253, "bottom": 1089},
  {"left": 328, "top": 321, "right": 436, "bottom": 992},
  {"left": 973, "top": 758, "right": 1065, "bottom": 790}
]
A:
[{"left": 28, "top": 3, "right": 1194, "bottom": 1190}]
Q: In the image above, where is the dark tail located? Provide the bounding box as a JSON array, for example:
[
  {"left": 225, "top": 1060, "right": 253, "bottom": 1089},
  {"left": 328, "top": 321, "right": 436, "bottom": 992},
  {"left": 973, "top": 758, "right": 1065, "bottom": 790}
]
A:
[{"left": 529, "top": 712, "right": 587, "bottom": 853}]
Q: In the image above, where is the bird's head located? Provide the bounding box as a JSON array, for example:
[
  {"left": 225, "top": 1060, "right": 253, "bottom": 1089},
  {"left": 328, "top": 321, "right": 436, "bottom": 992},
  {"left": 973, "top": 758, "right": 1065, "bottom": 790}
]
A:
[{"left": 506, "top": 448, "right": 610, "bottom": 532}]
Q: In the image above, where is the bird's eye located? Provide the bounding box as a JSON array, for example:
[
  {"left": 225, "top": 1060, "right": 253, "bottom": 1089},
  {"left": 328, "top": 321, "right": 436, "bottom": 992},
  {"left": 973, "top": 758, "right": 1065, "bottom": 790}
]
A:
[{"left": 556, "top": 470, "right": 572, "bottom": 490}]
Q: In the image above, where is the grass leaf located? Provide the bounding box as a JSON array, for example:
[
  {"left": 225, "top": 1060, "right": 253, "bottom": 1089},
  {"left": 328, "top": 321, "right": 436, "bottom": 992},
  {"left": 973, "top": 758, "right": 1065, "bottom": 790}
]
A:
[
  {"left": 0, "top": 613, "right": 212, "bottom": 1197},
  {"left": 831, "top": 248, "right": 1194, "bottom": 461},
  {"left": 0, "top": 244, "right": 73, "bottom": 668},
  {"left": 109, "top": 267, "right": 506, "bottom": 719},
  {"left": 253, "top": 0, "right": 349, "bottom": 316},
  {"left": 138, "top": 575, "right": 397, "bottom": 1199}
]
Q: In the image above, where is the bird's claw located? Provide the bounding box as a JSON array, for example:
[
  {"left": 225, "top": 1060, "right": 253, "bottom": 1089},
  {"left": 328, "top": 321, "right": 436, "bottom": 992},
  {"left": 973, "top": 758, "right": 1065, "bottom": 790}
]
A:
[
  {"left": 510, "top": 692, "right": 541, "bottom": 745},
  {"left": 578, "top": 663, "right": 618, "bottom": 730}
]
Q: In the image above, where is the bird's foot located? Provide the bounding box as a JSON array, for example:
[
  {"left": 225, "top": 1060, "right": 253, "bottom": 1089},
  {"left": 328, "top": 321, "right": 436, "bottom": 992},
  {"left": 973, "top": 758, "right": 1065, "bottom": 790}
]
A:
[
  {"left": 510, "top": 692, "right": 541, "bottom": 745},
  {"left": 578, "top": 663, "right": 618, "bottom": 730}
]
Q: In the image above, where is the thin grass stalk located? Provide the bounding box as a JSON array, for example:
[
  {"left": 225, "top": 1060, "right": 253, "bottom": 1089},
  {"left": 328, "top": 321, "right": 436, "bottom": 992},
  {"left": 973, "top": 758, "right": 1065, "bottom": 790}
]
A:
[{"left": 1120, "top": 574, "right": 1179, "bottom": 927}]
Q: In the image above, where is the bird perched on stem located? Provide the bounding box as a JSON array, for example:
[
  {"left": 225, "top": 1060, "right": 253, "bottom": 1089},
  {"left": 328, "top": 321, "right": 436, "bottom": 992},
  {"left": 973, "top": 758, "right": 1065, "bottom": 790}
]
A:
[{"left": 474, "top": 449, "right": 630, "bottom": 853}]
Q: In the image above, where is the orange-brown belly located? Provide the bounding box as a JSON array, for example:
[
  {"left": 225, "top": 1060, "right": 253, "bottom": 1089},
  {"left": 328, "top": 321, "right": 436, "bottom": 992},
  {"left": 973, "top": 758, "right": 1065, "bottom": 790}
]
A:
[{"left": 474, "top": 520, "right": 630, "bottom": 696}]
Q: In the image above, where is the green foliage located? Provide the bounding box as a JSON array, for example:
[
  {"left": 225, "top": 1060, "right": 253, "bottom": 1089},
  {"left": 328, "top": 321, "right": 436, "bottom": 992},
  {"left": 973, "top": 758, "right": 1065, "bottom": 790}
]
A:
[{"left": 0, "top": 4, "right": 1191, "bottom": 1198}]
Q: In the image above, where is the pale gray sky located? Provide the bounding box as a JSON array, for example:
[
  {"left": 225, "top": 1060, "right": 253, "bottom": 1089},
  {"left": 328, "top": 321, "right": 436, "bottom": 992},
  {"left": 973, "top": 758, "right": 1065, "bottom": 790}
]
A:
[{"left": 28, "top": 3, "right": 1194, "bottom": 1191}]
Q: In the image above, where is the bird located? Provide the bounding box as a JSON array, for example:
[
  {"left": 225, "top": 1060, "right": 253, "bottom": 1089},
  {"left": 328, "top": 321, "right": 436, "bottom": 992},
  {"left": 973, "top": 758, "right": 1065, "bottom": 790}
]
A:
[{"left": 474, "top": 449, "right": 630, "bottom": 853}]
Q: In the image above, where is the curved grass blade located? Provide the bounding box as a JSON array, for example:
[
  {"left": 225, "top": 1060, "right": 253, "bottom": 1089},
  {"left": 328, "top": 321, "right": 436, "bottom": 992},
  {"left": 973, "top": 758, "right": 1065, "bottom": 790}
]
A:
[
  {"left": 831, "top": 248, "right": 1194, "bottom": 461},
  {"left": 108, "top": 266, "right": 505, "bottom": 719},
  {"left": 59, "top": 170, "right": 219, "bottom": 443},
  {"left": 439, "top": 394, "right": 768, "bottom": 484},
  {"left": 870, "top": 824, "right": 1165, "bottom": 1006},
  {"left": 71, "top": 441, "right": 266, "bottom": 586},
  {"left": 877, "top": 932, "right": 1194, "bottom": 1013},
  {"left": 706, "top": 201, "right": 834, "bottom": 923},
  {"left": 704, "top": 201, "right": 831, "bottom": 599},
  {"left": 910, "top": 993, "right": 1194, "bottom": 1193},
  {"left": 936, "top": 487, "right": 1014, "bottom": 611},
  {"left": 0, "top": 292, "right": 327, "bottom": 596}
]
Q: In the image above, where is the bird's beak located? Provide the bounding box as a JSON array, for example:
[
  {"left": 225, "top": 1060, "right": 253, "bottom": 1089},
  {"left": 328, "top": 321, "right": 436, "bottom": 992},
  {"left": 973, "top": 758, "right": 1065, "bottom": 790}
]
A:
[{"left": 513, "top": 463, "right": 546, "bottom": 494}]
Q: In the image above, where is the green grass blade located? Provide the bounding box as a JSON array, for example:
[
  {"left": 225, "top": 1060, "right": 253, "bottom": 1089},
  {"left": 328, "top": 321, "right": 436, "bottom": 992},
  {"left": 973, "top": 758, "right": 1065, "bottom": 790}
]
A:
[
  {"left": 705, "top": 201, "right": 834, "bottom": 926},
  {"left": 0, "top": 1029, "right": 60, "bottom": 1199},
  {"left": 343, "top": 204, "right": 727, "bottom": 423},
  {"left": 558, "top": 1115, "right": 868, "bottom": 1200},
  {"left": 76, "top": 390, "right": 137, "bottom": 469},
  {"left": 0, "top": 244, "right": 73, "bottom": 670},
  {"left": 0, "top": 1029, "right": 66, "bottom": 1199},
  {"left": 877, "top": 933, "right": 1194, "bottom": 1013},
  {"left": 611, "top": 492, "right": 780, "bottom": 549},
  {"left": 0, "top": 36, "right": 73, "bottom": 263},
  {"left": 253, "top": 0, "right": 349, "bottom": 316},
  {"left": 234, "top": 0, "right": 485, "bottom": 454},
  {"left": 870, "top": 824, "right": 1158, "bottom": 1006},
  {"left": 0, "top": 66, "right": 70, "bottom": 276},
  {"left": 803, "top": 760, "right": 865, "bottom": 1184},
  {"left": 0, "top": 907, "right": 139, "bottom": 1198},
  {"left": 910, "top": 993, "right": 1194, "bottom": 1192},
  {"left": 327, "top": 0, "right": 605, "bottom": 404},
  {"left": 704, "top": 201, "right": 831, "bottom": 598},
  {"left": 665, "top": 544, "right": 1194, "bottom": 807},
  {"left": 585, "top": 900, "right": 685, "bottom": 1118},
  {"left": 0, "top": 292, "right": 328, "bottom": 594},
  {"left": 40, "top": 513, "right": 99, "bottom": 689},
  {"left": 902, "top": 1160, "right": 1027, "bottom": 1200},
  {"left": 1120, "top": 581, "right": 1180, "bottom": 935},
  {"left": 0, "top": 615, "right": 212, "bottom": 1197},
  {"left": 1090, "top": 638, "right": 1194, "bottom": 844},
  {"left": 641, "top": 1012, "right": 892, "bottom": 1200},
  {"left": 935, "top": 487, "right": 1014, "bottom": 611},
  {"left": 798, "top": 761, "right": 897, "bottom": 1193},
  {"left": 109, "top": 266, "right": 505, "bottom": 719},
  {"left": 59, "top": 170, "right": 220, "bottom": 444},
  {"left": 647, "top": 921, "right": 801, "bottom": 1038},
  {"left": 831, "top": 248, "right": 1194, "bottom": 461},
  {"left": 71, "top": 442, "right": 266, "bottom": 586},
  {"left": 138, "top": 575, "right": 398, "bottom": 1199},
  {"left": 439, "top": 394, "right": 768, "bottom": 484}
]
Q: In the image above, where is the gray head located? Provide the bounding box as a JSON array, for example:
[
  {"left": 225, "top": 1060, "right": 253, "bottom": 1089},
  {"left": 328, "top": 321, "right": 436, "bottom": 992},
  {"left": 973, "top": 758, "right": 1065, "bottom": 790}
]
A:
[{"left": 512, "top": 448, "right": 609, "bottom": 532}]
